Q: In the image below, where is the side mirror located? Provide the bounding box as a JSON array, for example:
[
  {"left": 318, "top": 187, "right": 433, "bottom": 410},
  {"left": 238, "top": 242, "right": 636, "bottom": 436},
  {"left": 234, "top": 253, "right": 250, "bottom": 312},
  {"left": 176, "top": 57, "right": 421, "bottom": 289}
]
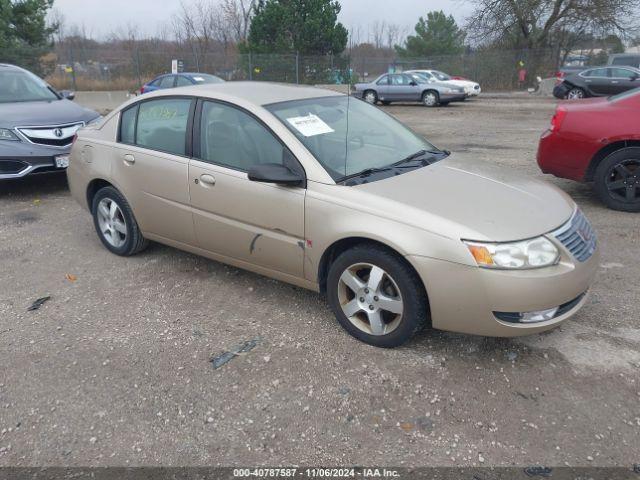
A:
[
  {"left": 60, "top": 90, "right": 76, "bottom": 100},
  {"left": 409, "top": 81, "right": 417, "bottom": 86},
  {"left": 248, "top": 163, "right": 304, "bottom": 186},
  {"left": 631, "top": 74, "right": 639, "bottom": 81}
]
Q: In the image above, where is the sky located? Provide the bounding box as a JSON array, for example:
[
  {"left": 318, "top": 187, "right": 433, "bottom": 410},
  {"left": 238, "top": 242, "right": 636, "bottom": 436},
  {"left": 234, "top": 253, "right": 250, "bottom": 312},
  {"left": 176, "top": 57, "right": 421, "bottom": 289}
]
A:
[{"left": 52, "top": 0, "right": 473, "bottom": 39}]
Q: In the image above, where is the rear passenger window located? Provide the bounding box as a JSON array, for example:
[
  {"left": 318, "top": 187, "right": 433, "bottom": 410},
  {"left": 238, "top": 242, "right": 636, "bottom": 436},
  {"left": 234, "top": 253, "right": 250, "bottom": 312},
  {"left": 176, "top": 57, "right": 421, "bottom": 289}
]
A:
[
  {"left": 159, "top": 76, "right": 175, "bottom": 88},
  {"left": 135, "top": 98, "right": 192, "bottom": 155},
  {"left": 119, "top": 106, "right": 137, "bottom": 144}
]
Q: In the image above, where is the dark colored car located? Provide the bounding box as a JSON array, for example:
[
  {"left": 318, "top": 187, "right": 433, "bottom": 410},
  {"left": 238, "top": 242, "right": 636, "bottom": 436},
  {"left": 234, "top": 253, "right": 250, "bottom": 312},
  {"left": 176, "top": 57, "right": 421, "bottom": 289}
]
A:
[
  {"left": 553, "top": 66, "right": 640, "bottom": 99},
  {"left": 140, "top": 73, "right": 224, "bottom": 94},
  {"left": 538, "top": 88, "right": 640, "bottom": 211},
  {"left": 0, "top": 63, "right": 100, "bottom": 180}
]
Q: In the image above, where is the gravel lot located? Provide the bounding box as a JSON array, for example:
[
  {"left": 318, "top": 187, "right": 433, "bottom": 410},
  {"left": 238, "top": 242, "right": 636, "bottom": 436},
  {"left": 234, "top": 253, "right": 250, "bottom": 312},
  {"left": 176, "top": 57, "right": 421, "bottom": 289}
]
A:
[{"left": 0, "top": 94, "right": 639, "bottom": 468}]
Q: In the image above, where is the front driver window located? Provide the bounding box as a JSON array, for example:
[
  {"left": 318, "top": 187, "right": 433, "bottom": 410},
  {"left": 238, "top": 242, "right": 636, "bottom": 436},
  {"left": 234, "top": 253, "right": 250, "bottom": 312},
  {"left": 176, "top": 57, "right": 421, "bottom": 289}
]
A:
[{"left": 199, "top": 101, "right": 286, "bottom": 172}]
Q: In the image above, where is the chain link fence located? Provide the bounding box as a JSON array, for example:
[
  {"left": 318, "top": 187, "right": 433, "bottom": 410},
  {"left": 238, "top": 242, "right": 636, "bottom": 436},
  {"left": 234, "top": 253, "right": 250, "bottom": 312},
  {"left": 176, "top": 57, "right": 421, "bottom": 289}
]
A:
[{"left": 42, "top": 46, "right": 566, "bottom": 92}]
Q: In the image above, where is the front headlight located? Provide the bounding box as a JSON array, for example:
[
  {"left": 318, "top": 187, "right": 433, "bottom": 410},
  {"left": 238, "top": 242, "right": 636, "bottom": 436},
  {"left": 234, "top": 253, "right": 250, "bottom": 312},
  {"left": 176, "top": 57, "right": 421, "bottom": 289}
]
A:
[
  {"left": 464, "top": 237, "right": 560, "bottom": 269},
  {"left": 0, "top": 128, "right": 20, "bottom": 141}
]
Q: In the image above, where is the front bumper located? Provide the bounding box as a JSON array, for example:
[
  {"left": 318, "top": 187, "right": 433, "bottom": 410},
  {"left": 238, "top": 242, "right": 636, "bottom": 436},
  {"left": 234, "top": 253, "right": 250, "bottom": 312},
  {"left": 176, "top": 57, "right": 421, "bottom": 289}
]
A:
[
  {"left": 441, "top": 93, "right": 467, "bottom": 103},
  {"left": 407, "top": 242, "right": 600, "bottom": 337},
  {"left": 0, "top": 142, "right": 71, "bottom": 180}
]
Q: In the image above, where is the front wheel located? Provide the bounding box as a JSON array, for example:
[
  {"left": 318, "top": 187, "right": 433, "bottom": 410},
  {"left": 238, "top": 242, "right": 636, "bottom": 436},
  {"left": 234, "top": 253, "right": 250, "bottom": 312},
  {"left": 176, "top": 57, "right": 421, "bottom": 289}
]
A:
[
  {"left": 92, "top": 186, "right": 148, "bottom": 256},
  {"left": 594, "top": 148, "right": 640, "bottom": 212},
  {"left": 422, "top": 90, "right": 440, "bottom": 107},
  {"left": 327, "top": 244, "right": 429, "bottom": 348}
]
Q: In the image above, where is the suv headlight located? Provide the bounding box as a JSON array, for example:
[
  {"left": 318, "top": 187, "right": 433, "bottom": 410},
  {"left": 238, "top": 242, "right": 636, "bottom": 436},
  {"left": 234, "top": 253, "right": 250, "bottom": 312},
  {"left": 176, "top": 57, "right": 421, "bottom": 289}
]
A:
[
  {"left": 464, "top": 237, "right": 560, "bottom": 269},
  {"left": 0, "top": 128, "right": 20, "bottom": 141}
]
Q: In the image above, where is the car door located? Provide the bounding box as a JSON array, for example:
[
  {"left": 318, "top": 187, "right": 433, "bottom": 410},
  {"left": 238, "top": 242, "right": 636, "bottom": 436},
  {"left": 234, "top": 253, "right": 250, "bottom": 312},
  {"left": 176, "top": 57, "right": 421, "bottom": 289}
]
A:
[
  {"left": 375, "top": 75, "right": 390, "bottom": 101},
  {"left": 188, "top": 99, "right": 306, "bottom": 277},
  {"left": 110, "top": 96, "right": 196, "bottom": 245},
  {"left": 608, "top": 68, "right": 639, "bottom": 94},
  {"left": 388, "top": 74, "right": 421, "bottom": 101},
  {"left": 580, "top": 68, "right": 610, "bottom": 95}
]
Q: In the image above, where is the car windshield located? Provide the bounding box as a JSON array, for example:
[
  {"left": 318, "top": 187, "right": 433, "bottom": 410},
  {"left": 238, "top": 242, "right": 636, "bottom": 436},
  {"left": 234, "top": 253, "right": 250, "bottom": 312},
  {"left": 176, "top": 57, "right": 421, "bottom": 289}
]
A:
[
  {"left": 191, "top": 74, "right": 224, "bottom": 84},
  {"left": 431, "top": 71, "right": 451, "bottom": 81},
  {"left": 0, "top": 69, "right": 59, "bottom": 103},
  {"left": 266, "top": 96, "right": 439, "bottom": 182}
]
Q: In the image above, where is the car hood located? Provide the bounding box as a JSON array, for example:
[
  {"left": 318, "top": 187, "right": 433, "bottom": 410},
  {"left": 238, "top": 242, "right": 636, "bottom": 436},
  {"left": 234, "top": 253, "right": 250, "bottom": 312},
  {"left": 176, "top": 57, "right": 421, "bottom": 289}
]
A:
[
  {"left": 0, "top": 99, "right": 99, "bottom": 127},
  {"left": 353, "top": 156, "right": 575, "bottom": 242}
]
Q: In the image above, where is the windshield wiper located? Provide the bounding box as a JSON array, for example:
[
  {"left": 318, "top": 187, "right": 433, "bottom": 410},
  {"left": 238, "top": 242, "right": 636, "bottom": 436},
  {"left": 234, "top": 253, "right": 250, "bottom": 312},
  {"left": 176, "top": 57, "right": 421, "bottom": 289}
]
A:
[
  {"left": 338, "top": 166, "right": 396, "bottom": 183},
  {"left": 392, "top": 149, "right": 449, "bottom": 167}
]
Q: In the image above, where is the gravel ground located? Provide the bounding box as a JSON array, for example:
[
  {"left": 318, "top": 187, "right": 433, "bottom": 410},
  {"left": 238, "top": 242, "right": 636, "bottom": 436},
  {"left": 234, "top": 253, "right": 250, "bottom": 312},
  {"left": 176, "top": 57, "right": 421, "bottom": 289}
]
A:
[{"left": 0, "top": 95, "right": 639, "bottom": 468}]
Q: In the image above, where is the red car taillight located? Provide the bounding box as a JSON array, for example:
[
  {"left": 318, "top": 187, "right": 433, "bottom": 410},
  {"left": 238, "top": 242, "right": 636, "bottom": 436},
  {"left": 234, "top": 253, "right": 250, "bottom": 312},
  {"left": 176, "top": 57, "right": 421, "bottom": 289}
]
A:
[
  {"left": 140, "top": 86, "right": 146, "bottom": 94},
  {"left": 550, "top": 106, "right": 568, "bottom": 132}
]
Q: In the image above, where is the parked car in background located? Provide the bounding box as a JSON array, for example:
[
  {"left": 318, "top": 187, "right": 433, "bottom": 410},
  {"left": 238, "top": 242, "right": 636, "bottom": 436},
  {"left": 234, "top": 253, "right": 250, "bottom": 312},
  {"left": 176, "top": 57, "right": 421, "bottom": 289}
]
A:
[
  {"left": 538, "top": 88, "right": 640, "bottom": 211},
  {"left": 608, "top": 53, "right": 640, "bottom": 69},
  {"left": 353, "top": 73, "right": 466, "bottom": 107},
  {"left": 406, "top": 69, "right": 482, "bottom": 97},
  {"left": 68, "top": 82, "right": 598, "bottom": 347},
  {"left": 140, "top": 73, "right": 224, "bottom": 94},
  {"left": 553, "top": 66, "right": 640, "bottom": 99},
  {"left": 0, "top": 63, "right": 100, "bottom": 180}
]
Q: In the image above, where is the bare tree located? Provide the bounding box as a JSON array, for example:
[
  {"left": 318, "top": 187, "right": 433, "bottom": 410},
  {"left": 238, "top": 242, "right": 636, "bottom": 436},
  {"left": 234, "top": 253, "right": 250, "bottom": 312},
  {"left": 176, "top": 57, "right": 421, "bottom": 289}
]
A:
[
  {"left": 466, "top": 0, "right": 640, "bottom": 50},
  {"left": 370, "top": 20, "right": 386, "bottom": 49},
  {"left": 220, "top": 0, "right": 257, "bottom": 43},
  {"left": 385, "top": 23, "right": 408, "bottom": 48}
]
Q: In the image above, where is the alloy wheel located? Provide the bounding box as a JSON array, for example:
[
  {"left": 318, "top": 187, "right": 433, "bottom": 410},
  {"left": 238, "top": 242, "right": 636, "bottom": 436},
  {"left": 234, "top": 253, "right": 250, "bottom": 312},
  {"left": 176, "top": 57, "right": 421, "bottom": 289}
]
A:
[
  {"left": 337, "top": 263, "right": 404, "bottom": 336},
  {"left": 364, "top": 91, "right": 377, "bottom": 104},
  {"left": 605, "top": 159, "right": 640, "bottom": 203},
  {"left": 567, "top": 88, "right": 585, "bottom": 100},
  {"left": 96, "top": 198, "right": 128, "bottom": 248},
  {"left": 423, "top": 92, "right": 438, "bottom": 107}
]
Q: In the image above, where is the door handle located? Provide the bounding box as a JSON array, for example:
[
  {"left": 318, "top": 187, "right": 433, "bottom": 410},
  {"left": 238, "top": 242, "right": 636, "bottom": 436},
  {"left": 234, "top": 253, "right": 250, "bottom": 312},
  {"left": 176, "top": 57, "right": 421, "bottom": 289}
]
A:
[
  {"left": 199, "top": 174, "right": 216, "bottom": 186},
  {"left": 123, "top": 154, "right": 135, "bottom": 165}
]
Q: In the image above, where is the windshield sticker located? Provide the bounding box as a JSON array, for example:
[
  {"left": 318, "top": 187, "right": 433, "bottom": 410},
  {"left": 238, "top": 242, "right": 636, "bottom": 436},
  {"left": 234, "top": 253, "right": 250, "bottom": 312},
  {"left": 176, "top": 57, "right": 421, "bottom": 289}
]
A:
[{"left": 286, "top": 114, "right": 334, "bottom": 137}]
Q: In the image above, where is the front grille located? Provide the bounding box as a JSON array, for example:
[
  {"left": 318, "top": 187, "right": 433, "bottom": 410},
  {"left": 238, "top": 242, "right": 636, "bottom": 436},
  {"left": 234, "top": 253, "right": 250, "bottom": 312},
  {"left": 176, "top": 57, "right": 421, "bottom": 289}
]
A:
[
  {"left": 0, "top": 159, "right": 28, "bottom": 175},
  {"left": 552, "top": 209, "right": 597, "bottom": 262},
  {"left": 17, "top": 123, "right": 83, "bottom": 148}
]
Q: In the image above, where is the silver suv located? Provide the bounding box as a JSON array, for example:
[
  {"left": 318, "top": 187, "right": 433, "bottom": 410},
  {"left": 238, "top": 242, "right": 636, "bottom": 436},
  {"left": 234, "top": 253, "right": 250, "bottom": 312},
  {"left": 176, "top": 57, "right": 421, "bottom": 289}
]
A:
[{"left": 0, "top": 64, "right": 100, "bottom": 180}]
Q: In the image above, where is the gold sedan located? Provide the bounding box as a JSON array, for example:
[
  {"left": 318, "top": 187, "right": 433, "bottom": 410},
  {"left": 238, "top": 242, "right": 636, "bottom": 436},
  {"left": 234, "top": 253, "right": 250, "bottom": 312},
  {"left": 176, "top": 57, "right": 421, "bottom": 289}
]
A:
[{"left": 67, "top": 82, "right": 599, "bottom": 347}]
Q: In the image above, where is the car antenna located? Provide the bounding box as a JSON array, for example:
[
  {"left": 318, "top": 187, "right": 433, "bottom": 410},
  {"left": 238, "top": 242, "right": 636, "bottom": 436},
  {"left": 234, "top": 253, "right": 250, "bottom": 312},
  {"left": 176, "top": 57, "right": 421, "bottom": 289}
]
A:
[{"left": 344, "top": 63, "right": 351, "bottom": 179}]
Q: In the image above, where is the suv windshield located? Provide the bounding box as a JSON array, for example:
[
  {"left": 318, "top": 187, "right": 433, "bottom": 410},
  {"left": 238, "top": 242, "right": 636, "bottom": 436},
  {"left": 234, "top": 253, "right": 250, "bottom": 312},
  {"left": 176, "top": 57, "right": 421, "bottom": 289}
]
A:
[
  {"left": 0, "top": 70, "right": 59, "bottom": 103},
  {"left": 266, "top": 96, "right": 440, "bottom": 182}
]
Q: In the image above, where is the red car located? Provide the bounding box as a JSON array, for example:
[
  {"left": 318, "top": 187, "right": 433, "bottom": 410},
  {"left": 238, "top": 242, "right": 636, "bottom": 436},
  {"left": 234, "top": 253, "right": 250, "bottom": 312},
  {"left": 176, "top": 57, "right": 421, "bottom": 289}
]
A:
[{"left": 537, "top": 88, "right": 640, "bottom": 211}]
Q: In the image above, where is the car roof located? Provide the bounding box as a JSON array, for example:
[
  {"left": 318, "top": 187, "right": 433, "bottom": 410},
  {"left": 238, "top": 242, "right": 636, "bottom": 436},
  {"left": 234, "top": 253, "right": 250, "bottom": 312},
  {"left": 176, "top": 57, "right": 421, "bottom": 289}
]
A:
[
  {"left": 0, "top": 63, "right": 26, "bottom": 72},
  {"left": 149, "top": 81, "right": 343, "bottom": 106}
]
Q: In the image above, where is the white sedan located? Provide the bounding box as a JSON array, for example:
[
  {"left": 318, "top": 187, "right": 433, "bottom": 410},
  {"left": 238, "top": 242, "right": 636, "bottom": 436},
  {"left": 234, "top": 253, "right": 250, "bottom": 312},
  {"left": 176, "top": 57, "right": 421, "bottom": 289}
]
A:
[{"left": 406, "top": 69, "right": 481, "bottom": 97}]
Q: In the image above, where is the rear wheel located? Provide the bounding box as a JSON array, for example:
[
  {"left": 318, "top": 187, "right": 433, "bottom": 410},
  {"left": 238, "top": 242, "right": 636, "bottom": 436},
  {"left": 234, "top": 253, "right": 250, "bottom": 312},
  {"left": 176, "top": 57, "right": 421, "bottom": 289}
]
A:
[
  {"left": 422, "top": 90, "right": 439, "bottom": 107},
  {"left": 327, "top": 244, "right": 429, "bottom": 348},
  {"left": 363, "top": 90, "right": 378, "bottom": 104},
  {"left": 594, "top": 148, "right": 640, "bottom": 212},
  {"left": 566, "top": 87, "right": 586, "bottom": 100},
  {"left": 92, "top": 186, "right": 148, "bottom": 256}
]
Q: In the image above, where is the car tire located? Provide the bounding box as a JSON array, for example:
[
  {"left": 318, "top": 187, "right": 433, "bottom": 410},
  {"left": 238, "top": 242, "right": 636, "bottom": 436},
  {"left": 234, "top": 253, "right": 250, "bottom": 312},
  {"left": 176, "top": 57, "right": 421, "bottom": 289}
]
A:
[
  {"left": 326, "top": 243, "right": 429, "bottom": 348},
  {"left": 363, "top": 90, "right": 378, "bottom": 104},
  {"left": 422, "top": 90, "right": 440, "bottom": 107},
  {"left": 566, "top": 87, "right": 586, "bottom": 100},
  {"left": 594, "top": 148, "right": 640, "bottom": 212},
  {"left": 91, "top": 186, "right": 148, "bottom": 256}
]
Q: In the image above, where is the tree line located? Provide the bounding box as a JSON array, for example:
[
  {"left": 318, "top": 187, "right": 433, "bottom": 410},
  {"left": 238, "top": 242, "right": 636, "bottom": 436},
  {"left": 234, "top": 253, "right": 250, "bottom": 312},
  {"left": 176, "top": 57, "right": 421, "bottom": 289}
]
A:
[{"left": 1, "top": 0, "right": 639, "bottom": 77}]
